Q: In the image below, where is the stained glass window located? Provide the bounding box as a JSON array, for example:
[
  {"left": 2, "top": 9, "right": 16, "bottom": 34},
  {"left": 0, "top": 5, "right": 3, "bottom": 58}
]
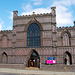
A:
[{"left": 27, "top": 23, "right": 40, "bottom": 47}]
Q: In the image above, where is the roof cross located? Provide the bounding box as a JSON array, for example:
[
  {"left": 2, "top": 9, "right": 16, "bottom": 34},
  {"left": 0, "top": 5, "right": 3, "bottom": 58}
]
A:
[
  {"left": 33, "top": 12, "right": 35, "bottom": 15},
  {"left": 32, "top": 12, "right": 35, "bottom": 20}
]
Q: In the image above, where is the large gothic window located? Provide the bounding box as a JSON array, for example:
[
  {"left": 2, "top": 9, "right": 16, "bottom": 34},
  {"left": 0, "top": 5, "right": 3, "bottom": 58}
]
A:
[
  {"left": 27, "top": 23, "right": 40, "bottom": 47},
  {"left": 63, "top": 33, "right": 70, "bottom": 46}
]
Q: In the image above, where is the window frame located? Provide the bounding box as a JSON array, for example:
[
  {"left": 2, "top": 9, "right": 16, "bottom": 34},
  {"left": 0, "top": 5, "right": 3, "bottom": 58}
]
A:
[{"left": 27, "top": 23, "right": 41, "bottom": 47}]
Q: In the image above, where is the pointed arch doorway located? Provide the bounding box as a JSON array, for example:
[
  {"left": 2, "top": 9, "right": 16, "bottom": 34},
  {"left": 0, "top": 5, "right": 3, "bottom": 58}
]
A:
[
  {"left": 28, "top": 50, "right": 40, "bottom": 68},
  {"left": 1, "top": 52, "right": 8, "bottom": 64},
  {"left": 64, "top": 51, "right": 72, "bottom": 65}
]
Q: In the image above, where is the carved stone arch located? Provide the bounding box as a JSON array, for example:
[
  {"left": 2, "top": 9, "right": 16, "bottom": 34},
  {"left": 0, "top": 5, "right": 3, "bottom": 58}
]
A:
[
  {"left": 24, "top": 20, "right": 43, "bottom": 32},
  {"left": 27, "top": 49, "right": 39, "bottom": 58},
  {"left": 27, "top": 49, "right": 40, "bottom": 68},
  {"left": 61, "top": 30, "right": 71, "bottom": 38},
  {"left": 1, "top": 34, "right": 9, "bottom": 47},
  {"left": 61, "top": 30, "right": 71, "bottom": 46},
  {"left": 63, "top": 51, "right": 72, "bottom": 65},
  {"left": 24, "top": 20, "right": 43, "bottom": 47},
  {"left": 2, "top": 52, "right": 8, "bottom": 56},
  {"left": 1, "top": 52, "right": 8, "bottom": 64}
]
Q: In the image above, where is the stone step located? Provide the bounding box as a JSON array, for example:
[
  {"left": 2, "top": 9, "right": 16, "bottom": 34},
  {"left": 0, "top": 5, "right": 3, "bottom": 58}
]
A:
[{"left": 25, "top": 67, "right": 39, "bottom": 70}]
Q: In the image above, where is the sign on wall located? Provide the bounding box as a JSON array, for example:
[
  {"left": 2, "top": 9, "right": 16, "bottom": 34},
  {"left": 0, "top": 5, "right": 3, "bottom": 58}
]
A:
[{"left": 46, "top": 57, "right": 56, "bottom": 64}]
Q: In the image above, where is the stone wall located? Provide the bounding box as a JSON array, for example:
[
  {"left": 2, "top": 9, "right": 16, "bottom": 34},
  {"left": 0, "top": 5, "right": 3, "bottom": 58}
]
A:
[
  {"left": 0, "top": 31, "right": 12, "bottom": 47},
  {"left": 57, "top": 26, "right": 75, "bottom": 46},
  {"left": 0, "top": 46, "right": 74, "bottom": 65},
  {"left": 40, "top": 64, "right": 75, "bottom": 72}
]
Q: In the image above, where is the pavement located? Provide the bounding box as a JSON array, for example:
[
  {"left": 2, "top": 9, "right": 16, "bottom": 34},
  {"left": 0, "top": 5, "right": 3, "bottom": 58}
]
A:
[{"left": 0, "top": 68, "right": 75, "bottom": 75}]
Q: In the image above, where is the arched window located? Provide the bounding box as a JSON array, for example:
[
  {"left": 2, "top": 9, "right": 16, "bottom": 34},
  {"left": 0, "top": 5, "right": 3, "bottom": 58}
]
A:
[
  {"left": 2, "top": 35, "right": 8, "bottom": 47},
  {"left": 63, "top": 33, "right": 70, "bottom": 46},
  {"left": 27, "top": 23, "right": 40, "bottom": 47}
]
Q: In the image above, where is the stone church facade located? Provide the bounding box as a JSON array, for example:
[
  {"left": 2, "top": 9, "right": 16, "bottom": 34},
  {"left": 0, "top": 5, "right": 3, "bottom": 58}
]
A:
[{"left": 0, "top": 7, "right": 75, "bottom": 71}]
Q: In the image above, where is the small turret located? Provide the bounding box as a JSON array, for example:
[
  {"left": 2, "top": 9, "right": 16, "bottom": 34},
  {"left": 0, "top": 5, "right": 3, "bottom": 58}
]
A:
[
  {"left": 13, "top": 11, "right": 18, "bottom": 17},
  {"left": 51, "top": 7, "right": 56, "bottom": 16}
]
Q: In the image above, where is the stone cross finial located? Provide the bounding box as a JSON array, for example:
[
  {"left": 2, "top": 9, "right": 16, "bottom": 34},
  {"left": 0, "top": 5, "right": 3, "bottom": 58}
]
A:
[
  {"left": 32, "top": 12, "right": 35, "bottom": 20},
  {"left": 32, "top": 12, "right": 35, "bottom": 17},
  {"left": 33, "top": 12, "right": 35, "bottom": 15}
]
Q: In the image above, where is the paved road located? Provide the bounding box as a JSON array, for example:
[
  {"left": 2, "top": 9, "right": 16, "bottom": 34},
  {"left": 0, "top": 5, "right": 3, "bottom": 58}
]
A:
[
  {"left": 0, "top": 68, "right": 74, "bottom": 75},
  {"left": 0, "top": 72, "right": 33, "bottom": 75},
  {"left": 0, "top": 72, "right": 19, "bottom": 75},
  {"left": 0, "top": 72, "right": 35, "bottom": 75},
  {"left": 0, "top": 72, "right": 40, "bottom": 75}
]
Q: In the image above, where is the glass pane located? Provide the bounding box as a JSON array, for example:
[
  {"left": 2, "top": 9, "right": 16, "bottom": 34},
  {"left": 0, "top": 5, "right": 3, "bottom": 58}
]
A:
[{"left": 27, "top": 23, "right": 40, "bottom": 47}]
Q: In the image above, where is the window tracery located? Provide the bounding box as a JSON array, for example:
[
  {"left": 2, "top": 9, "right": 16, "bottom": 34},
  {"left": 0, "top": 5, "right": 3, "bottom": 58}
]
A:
[
  {"left": 27, "top": 23, "right": 40, "bottom": 47},
  {"left": 63, "top": 33, "right": 70, "bottom": 46}
]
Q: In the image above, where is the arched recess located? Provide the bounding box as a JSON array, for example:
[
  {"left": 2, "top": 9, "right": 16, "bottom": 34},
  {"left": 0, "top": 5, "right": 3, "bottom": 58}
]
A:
[
  {"left": 28, "top": 50, "right": 40, "bottom": 68},
  {"left": 24, "top": 20, "right": 43, "bottom": 47},
  {"left": 63, "top": 51, "right": 72, "bottom": 65},
  {"left": 61, "top": 30, "right": 71, "bottom": 46},
  {"left": 1, "top": 34, "right": 9, "bottom": 47},
  {"left": 1, "top": 52, "right": 8, "bottom": 64}
]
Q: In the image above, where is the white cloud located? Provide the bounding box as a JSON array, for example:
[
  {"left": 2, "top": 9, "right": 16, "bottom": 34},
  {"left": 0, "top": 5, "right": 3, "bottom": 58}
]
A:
[
  {"left": 8, "top": 12, "right": 13, "bottom": 20},
  {"left": 21, "top": 0, "right": 75, "bottom": 27},
  {"left": 7, "top": 26, "right": 12, "bottom": 30},
  {"left": 0, "top": 23, "right": 2, "bottom": 31},
  {"left": 33, "top": 2, "right": 42, "bottom": 5},
  {"left": 51, "top": 0, "right": 75, "bottom": 27},
  {"left": 0, "top": 19, "right": 3, "bottom": 31},
  {"left": 22, "top": 3, "right": 32, "bottom": 11},
  {"left": 52, "top": 0, "right": 75, "bottom": 7},
  {"left": 52, "top": 0, "right": 71, "bottom": 7},
  {"left": 72, "top": 0, "right": 75, "bottom": 5},
  {"left": 21, "top": 7, "right": 51, "bottom": 15},
  {"left": 31, "top": 0, "right": 42, "bottom": 5},
  {"left": 56, "top": 5, "right": 73, "bottom": 27}
]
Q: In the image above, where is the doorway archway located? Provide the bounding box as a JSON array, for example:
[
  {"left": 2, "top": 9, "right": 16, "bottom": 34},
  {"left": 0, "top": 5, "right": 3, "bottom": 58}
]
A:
[
  {"left": 64, "top": 51, "right": 72, "bottom": 65},
  {"left": 28, "top": 50, "right": 40, "bottom": 68},
  {"left": 1, "top": 52, "right": 8, "bottom": 64}
]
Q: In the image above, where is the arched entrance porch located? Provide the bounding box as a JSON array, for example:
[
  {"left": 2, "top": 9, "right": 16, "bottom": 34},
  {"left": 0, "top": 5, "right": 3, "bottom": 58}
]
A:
[
  {"left": 28, "top": 50, "right": 40, "bottom": 68},
  {"left": 64, "top": 51, "right": 72, "bottom": 65}
]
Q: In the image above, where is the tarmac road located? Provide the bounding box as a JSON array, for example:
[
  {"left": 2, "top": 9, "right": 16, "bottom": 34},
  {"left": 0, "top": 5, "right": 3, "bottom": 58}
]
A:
[
  {"left": 0, "top": 68, "right": 74, "bottom": 75},
  {"left": 0, "top": 72, "right": 41, "bottom": 75},
  {"left": 0, "top": 72, "right": 37, "bottom": 75},
  {"left": 0, "top": 72, "right": 19, "bottom": 75}
]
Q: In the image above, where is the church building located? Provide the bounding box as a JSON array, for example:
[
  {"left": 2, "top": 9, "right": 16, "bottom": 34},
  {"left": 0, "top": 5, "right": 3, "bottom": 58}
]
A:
[{"left": 0, "top": 7, "right": 75, "bottom": 71}]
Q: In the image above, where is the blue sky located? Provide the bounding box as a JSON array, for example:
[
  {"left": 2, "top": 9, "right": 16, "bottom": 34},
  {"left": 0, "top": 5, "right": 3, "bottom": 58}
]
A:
[{"left": 0, "top": 0, "right": 75, "bottom": 30}]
